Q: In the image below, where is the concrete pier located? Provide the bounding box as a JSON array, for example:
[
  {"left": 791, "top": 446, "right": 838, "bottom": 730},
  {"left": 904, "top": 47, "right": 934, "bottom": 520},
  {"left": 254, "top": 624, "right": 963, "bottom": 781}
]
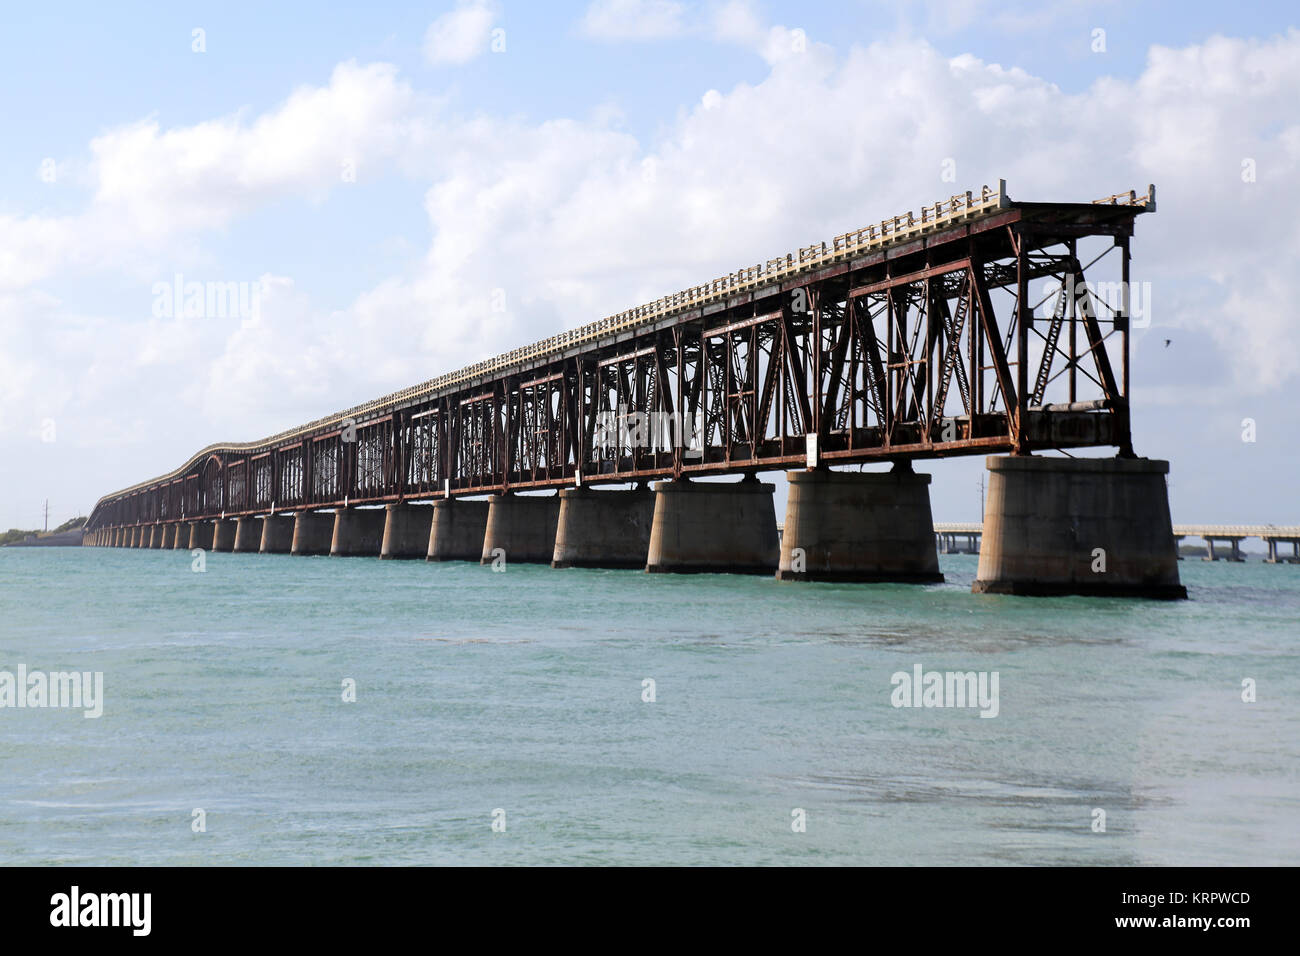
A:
[
  {"left": 427, "top": 499, "right": 490, "bottom": 561},
  {"left": 331, "top": 507, "right": 386, "bottom": 557},
  {"left": 646, "top": 477, "right": 779, "bottom": 575},
  {"left": 211, "top": 519, "right": 237, "bottom": 552},
  {"left": 380, "top": 503, "right": 434, "bottom": 559},
  {"left": 552, "top": 486, "right": 655, "bottom": 569},
  {"left": 171, "top": 524, "right": 188, "bottom": 549},
  {"left": 234, "top": 516, "right": 264, "bottom": 553},
  {"left": 1202, "top": 535, "right": 1246, "bottom": 562},
  {"left": 778, "top": 467, "right": 943, "bottom": 583},
  {"left": 1264, "top": 536, "right": 1300, "bottom": 564},
  {"left": 481, "top": 493, "right": 561, "bottom": 565},
  {"left": 260, "top": 514, "right": 295, "bottom": 554},
  {"left": 188, "top": 521, "right": 214, "bottom": 551},
  {"left": 133, "top": 527, "right": 146, "bottom": 548},
  {"left": 291, "top": 511, "right": 335, "bottom": 556},
  {"left": 972, "top": 455, "right": 1186, "bottom": 599}
]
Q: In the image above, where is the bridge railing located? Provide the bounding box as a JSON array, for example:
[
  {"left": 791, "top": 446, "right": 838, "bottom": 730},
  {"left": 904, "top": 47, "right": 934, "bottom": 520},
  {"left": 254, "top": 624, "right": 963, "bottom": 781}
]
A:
[{"left": 1172, "top": 525, "right": 1300, "bottom": 538}]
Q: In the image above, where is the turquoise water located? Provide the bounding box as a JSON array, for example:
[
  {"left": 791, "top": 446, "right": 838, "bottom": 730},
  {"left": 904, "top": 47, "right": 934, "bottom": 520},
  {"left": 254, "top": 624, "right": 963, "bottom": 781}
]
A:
[{"left": 1, "top": 547, "right": 1296, "bottom": 866}]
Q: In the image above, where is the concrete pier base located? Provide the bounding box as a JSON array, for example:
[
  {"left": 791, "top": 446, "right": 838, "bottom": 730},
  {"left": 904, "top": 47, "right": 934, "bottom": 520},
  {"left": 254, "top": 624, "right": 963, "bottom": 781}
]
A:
[
  {"left": 646, "top": 477, "right": 779, "bottom": 575},
  {"left": 234, "top": 517, "right": 264, "bottom": 553},
  {"left": 152, "top": 525, "right": 168, "bottom": 548},
  {"left": 1203, "top": 537, "right": 1245, "bottom": 562},
  {"left": 188, "top": 521, "right": 214, "bottom": 551},
  {"left": 331, "top": 508, "right": 386, "bottom": 557},
  {"left": 481, "top": 494, "right": 561, "bottom": 565},
  {"left": 427, "top": 499, "right": 489, "bottom": 561},
  {"left": 291, "top": 511, "right": 335, "bottom": 556},
  {"left": 212, "top": 519, "right": 237, "bottom": 552},
  {"left": 380, "top": 503, "right": 434, "bottom": 559},
  {"left": 552, "top": 486, "right": 655, "bottom": 569},
  {"left": 171, "top": 524, "right": 188, "bottom": 549},
  {"left": 260, "top": 515, "right": 295, "bottom": 553},
  {"left": 972, "top": 455, "right": 1186, "bottom": 599},
  {"left": 778, "top": 468, "right": 943, "bottom": 583},
  {"left": 1264, "top": 538, "right": 1300, "bottom": 564},
  {"left": 133, "top": 527, "right": 146, "bottom": 548}
]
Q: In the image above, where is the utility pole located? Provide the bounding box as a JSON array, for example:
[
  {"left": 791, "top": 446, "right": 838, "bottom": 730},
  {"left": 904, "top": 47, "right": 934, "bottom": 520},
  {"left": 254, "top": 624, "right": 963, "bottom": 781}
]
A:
[
  {"left": 44, "top": 499, "right": 49, "bottom": 532},
  {"left": 978, "top": 476, "right": 984, "bottom": 522}
]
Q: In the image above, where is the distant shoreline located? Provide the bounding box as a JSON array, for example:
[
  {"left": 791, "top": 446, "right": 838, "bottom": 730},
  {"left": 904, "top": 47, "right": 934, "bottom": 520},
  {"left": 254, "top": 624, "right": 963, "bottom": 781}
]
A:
[{"left": 1, "top": 530, "right": 86, "bottom": 548}]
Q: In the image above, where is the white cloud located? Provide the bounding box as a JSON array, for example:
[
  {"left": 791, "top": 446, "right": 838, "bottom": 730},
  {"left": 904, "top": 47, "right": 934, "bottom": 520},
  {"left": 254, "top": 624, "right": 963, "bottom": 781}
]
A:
[
  {"left": 581, "top": 0, "right": 687, "bottom": 40},
  {"left": 0, "top": 61, "right": 429, "bottom": 294},
  {"left": 423, "top": 0, "right": 499, "bottom": 65},
  {"left": 711, "top": 0, "right": 765, "bottom": 45}
]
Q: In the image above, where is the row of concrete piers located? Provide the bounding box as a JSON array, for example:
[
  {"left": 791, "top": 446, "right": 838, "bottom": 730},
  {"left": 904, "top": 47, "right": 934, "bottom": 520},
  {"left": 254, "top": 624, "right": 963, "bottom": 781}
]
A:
[
  {"left": 1172, "top": 534, "right": 1300, "bottom": 563},
  {"left": 936, "top": 532, "right": 981, "bottom": 554},
  {"left": 83, "top": 456, "right": 1188, "bottom": 598}
]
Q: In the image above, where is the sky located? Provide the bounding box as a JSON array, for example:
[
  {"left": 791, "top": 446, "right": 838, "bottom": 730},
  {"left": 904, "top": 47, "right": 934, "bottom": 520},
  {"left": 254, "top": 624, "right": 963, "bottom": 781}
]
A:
[{"left": 2, "top": 0, "right": 1298, "bottom": 530}]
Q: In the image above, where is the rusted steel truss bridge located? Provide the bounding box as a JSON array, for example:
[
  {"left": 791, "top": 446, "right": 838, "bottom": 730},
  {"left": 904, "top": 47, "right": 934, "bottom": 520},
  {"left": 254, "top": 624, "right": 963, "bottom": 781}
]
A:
[{"left": 87, "top": 181, "right": 1155, "bottom": 533}]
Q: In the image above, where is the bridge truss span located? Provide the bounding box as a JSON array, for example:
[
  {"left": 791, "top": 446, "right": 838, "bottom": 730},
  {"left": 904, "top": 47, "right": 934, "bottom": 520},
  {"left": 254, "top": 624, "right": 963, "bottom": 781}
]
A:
[{"left": 88, "top": 182, "right": 1156, "bottom": 531}]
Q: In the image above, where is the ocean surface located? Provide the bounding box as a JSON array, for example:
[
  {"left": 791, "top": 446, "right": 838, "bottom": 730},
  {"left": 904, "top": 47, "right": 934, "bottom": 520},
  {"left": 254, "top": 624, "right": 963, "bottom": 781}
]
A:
[{"left": 1, "top": 546, "right": 1296, "bottom": 866}]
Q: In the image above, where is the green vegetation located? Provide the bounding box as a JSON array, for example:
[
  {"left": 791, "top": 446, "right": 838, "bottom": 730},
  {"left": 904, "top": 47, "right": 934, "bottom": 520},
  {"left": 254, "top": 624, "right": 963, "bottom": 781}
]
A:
[{"left": 0, "top": 516, "right": 86, "bottom": 546}]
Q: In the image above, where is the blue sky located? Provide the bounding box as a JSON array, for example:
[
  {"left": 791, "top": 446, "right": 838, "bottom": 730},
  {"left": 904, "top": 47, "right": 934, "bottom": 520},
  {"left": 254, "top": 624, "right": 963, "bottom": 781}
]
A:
[{"left": 2, "top": 0, "right": 1298, "bottom": 529}]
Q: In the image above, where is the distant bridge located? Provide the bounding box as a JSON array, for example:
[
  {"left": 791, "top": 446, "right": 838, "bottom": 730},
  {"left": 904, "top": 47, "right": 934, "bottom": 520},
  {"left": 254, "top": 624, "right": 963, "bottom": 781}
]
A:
[
  {"left": 86, "top": 181, "right": 1154, "bottom": 536},
  {"left": 930, "top": 523, "right": 1300, "bottom": 562}
]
